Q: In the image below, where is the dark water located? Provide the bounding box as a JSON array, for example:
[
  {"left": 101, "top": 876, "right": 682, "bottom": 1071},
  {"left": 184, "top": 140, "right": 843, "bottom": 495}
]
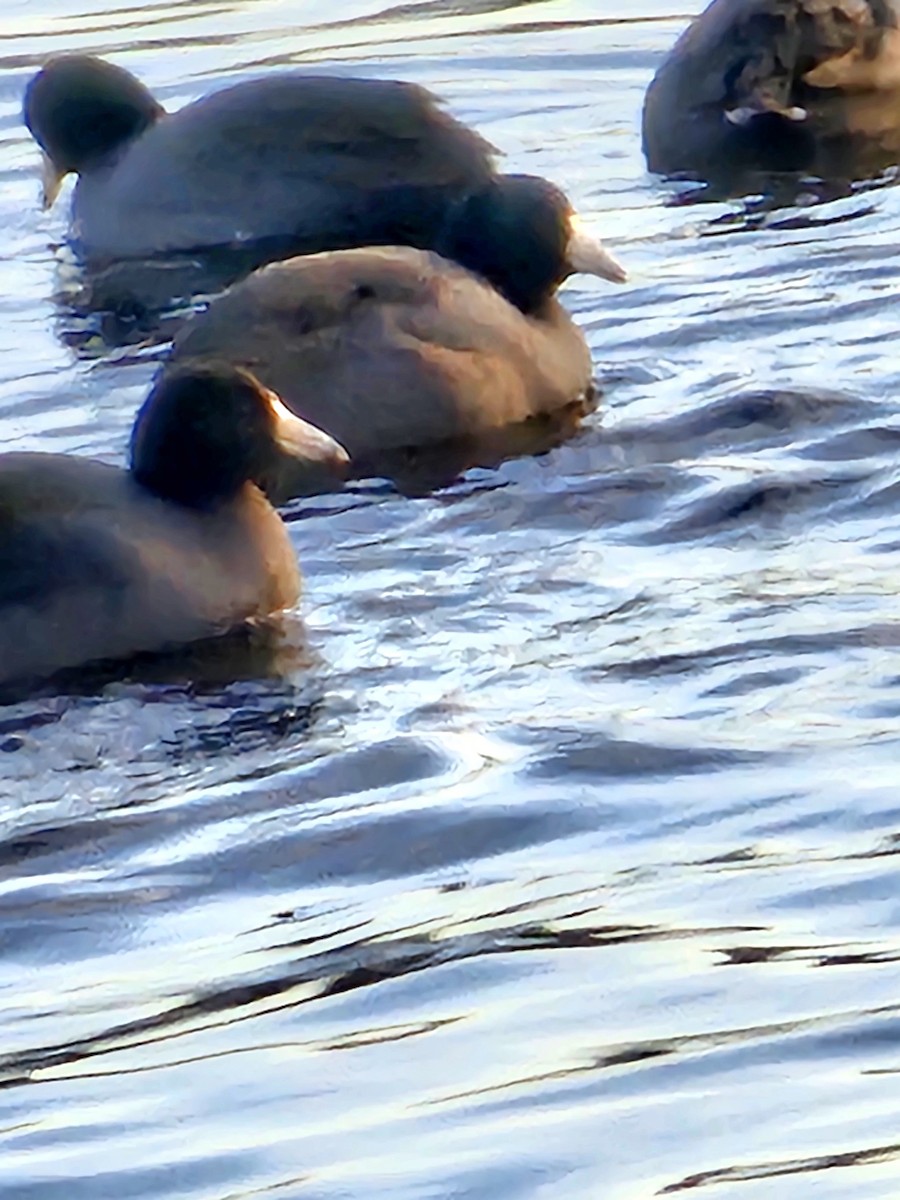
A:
[{"left": 4, "top": 1, "right": 900, "bottom": 1196}]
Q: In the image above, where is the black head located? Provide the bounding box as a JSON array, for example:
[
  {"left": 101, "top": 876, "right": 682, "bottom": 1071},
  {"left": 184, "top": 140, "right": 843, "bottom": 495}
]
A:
[
  {"left": 437, "top": 174, "right": 626, "bottom": 314},
  {"left": 130, "top": 362, "right": 348, "bottom": 509},
  {"left": 23, "top": 54, "right": 163, "bottom": 175}
]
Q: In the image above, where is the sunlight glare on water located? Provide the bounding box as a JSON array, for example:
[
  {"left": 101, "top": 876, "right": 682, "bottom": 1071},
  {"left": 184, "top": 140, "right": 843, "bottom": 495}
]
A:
[{"left": 4, "top": 2, "right": 900, "bottom": 1198}]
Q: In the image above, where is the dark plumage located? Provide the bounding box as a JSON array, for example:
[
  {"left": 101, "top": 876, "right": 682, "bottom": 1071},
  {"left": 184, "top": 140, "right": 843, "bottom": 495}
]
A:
[
  {"left": 23, "top": 54, "right": 496, "bottom": 266},
  {"left": 0, "top": 363, "right": 347, "bottom": 690},
  {"left": 643, "top": 0, "right": 900, "bottom": 184},
  {"left": 168, "top": 175, "right": 627, "bottom": 490}
]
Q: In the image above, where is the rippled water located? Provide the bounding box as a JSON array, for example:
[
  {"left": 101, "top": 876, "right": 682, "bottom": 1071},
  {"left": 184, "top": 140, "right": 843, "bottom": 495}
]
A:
[{"left": 5, "top": 1, "right": 900, "bottom": 1196}]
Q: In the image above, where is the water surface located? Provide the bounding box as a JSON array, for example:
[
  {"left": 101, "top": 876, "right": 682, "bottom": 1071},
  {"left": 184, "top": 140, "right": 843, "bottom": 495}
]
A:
[{"left": 3, "top": 2, "right": 900, "bottom": 1197}]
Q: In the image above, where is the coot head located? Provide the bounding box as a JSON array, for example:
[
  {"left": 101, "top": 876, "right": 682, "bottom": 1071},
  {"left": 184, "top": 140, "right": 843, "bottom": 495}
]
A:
[
  {"left": 23, "top": 54, "right": 163, "bottom": 202},
  {"left": 130, "top": 362, "right": 349, "bottom": 509},
  {"left": 438, "top": 173, "right": 626, "bottom": 315}
]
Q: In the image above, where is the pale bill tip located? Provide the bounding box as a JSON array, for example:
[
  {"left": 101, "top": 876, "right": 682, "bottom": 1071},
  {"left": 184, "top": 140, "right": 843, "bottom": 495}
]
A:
[
  {"left": 567, "top": 216, "right": 628, "bottom": 284},
  {"left": 266, "top": 389, "right": 350, "bottom": 471},
  {"left": 725, "top": 104, "right": 808, "bottom": 126},
  {"left": 40, "top": 151, "right": 65, "bottom": 210}
]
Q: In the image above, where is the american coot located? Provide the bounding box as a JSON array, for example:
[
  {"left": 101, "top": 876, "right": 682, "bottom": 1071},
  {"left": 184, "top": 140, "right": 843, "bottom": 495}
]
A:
[
  {"left": 23, "top": 54, "right": 495, "bottom": 266},
  {"left": 168, "top": 174, "right": 627, "bottom": 492},
  {"left": 643, "top": 0, "right": 900, "bottom": 185},
  {"left": 0, "top": 363, "right": 348, "bottom": 689}
]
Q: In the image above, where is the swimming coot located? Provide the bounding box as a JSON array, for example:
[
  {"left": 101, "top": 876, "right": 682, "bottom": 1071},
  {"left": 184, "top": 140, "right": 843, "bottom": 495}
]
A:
[
  {"left": 0, "top": 362, "right": 348, "bottom": 689},
  {"left": 643, "top": 0, "right": 900, "bottom": 184},
  {"left": 24, "top": 54, "right": 496, "bottom": 265},
  {"left": 168, "top": 174, "right": 627, "bottom": 487}
]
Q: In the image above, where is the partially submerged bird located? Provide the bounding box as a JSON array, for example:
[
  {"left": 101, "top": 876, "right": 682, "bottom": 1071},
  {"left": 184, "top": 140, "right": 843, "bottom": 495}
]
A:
[
  {"left": 643, "top": 0, "right": 900, "bottom": 185},
  {"left": 168, "top": 174, "right": 627, "bottom": 492},
  {"left": 0, "top": 363, "right": 347, "bottom": 691},
  {"left": 23, "top": 54, "right": 495, "bottom": 268}
]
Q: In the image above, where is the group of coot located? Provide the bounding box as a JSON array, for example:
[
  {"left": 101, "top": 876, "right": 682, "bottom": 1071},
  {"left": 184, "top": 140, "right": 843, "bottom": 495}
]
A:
[{"left": 4, "top": 0, "right": 900, "bottom": 691}]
